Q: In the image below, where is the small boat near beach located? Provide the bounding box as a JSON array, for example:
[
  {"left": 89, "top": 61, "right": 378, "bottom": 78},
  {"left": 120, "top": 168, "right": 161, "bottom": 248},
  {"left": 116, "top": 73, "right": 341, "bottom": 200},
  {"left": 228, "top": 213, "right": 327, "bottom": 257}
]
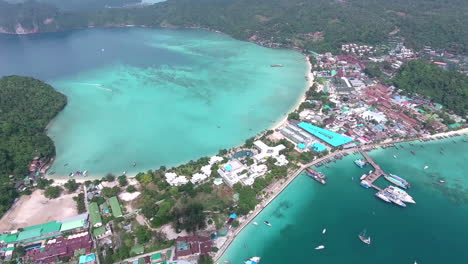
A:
[
  {"left": 439, "top": 180, "right": 446, "bottom": 183},
  {"left": 252, "top": 222, "right": 258, "bottom": 226},
  {"left": 263, "top": 221, "right": 271, "bottom": 226},
  {"left": 322, "top": 228, "right": 327, "bottom": 234},
  {"left": 314, "top": 245, "right": 325, "bottom": 250},
  {"left": 358, "top": 229, "right": 371, "bottom": 245},
  {"left": 424, "top": 166, "right": 429, "bottom": 170}
]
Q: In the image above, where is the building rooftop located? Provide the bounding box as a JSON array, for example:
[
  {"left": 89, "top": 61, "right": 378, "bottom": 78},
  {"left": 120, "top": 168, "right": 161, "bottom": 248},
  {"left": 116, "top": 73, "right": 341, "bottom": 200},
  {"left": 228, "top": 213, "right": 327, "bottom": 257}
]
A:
[
  {"left": 60, "top": 219, "right": 85, "bottom": 232},
  {"left": 298, "top": 122, "right": 353, "bottom": 147},
  {"left": 109, "top": 196, "right": 123, "bottom": 218},
  {"left": 89, "top": 202, "right": 103, "bottom": 227},
  {"left": 151, "top": 252, "right": 162, "bottom": 261},
  {"left": 92, "top": 226, "right": 106, "bottom": 237}
]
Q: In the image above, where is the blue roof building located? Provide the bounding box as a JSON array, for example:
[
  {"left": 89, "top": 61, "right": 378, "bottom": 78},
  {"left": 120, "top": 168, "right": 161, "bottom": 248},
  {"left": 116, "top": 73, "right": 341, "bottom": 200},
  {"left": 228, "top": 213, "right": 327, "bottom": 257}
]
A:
[
  {"left": 310, "top": 142, "right": 327, "bottom": 152},
  {"left": 298, "top": 122, "right": 353, "bottom": 147}
]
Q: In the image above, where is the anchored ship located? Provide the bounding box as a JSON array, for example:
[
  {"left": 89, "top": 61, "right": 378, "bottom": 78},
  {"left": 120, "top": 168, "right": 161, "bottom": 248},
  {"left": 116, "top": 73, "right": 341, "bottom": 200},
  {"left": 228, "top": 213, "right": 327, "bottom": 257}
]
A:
[
  {"left": 384, "top": 174, "right": 411, "bottom": 189},
  {"left": 385, "top": 186, "right": 415, "bottom": 203},
  {"left": 306, "top": 168, "right": 326, "bottom": 184},
  {"left": 354, "top": 159, "right": 367, "bottom": 168}
]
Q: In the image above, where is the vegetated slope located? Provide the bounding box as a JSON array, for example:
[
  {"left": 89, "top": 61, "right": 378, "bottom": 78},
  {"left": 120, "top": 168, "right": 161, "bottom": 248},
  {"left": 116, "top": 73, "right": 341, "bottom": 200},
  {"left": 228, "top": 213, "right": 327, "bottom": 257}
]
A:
[
  {"left": 393, "top": 60, "right": 468, "bottom": 116},
  {"left": 0, "top": 76, "right": 66, "bottom": 215},
  {"left": 0, "top": 0, "right": 467, "bottom": 53}
]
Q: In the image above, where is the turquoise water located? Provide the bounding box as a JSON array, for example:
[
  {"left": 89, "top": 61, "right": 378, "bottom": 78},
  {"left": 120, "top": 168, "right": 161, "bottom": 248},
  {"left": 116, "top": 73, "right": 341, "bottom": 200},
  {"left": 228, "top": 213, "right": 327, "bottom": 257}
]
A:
[
  {"left": 0, "top": 28, "right": 307, "bottom": 177},
  {"left": 220, "top": 136, "right": 468, "bottom": 264}
]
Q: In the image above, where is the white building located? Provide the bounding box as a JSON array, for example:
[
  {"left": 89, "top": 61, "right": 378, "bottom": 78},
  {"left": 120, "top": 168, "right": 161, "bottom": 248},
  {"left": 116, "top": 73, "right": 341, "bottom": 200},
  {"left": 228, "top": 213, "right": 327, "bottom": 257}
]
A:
[
  {"left": 200, "top": 164, "right": 212, "bottom": 176},
  {"left": 165, "top": 172, "right": 189, "bottom": 186},
  {"left": 274, "top": 154, "right": 289, "bottom": 166},
  {"left": 190, "top": 173, "right": 208, "bottom": 184},
  {"left": 361, "top": 110, "right": 387, "bottom": 123},
  {"left": 253, "top": 140, "right": 286, "bottom": 162},
  {"left": 209, "top": 156, "right": 223, "bottom": 165},
  {"left": 217, "top": 160, "right": 248, "bottom": 186}
]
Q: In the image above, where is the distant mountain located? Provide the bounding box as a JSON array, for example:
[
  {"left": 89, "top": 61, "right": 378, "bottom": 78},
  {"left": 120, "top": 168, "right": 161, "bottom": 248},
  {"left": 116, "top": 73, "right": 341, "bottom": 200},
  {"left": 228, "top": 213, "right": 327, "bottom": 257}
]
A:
[
  {"left": 0, "top": 0, "right": 467, "bottom": 53},
  {"left": 4, "top": 0, "right": 141, "bottom": 10}
]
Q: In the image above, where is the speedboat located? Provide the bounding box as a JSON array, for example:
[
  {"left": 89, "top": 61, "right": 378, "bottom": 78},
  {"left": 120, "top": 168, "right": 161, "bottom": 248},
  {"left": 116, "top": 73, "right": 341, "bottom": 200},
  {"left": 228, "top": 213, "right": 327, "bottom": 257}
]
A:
[
  {"left": 315, "top": 245, "right": 325, "bottom": 250},
  {"left": 358, "top": 229, "right": 371, "bottom": 245},
  {"left": 245, "top": 257, "right": 261, "bottom": 264},
  {"left": 393, "top": 155, "right": 397, "bottom": 159},
  {"left": 439, "top": 180, "right": 445, "bottom": 183},
  {"left": 424, "top": 166, "right": 429, "bottom": 170},
  {"left": 322, "top": 228, "right": 327, "bottom": 234},
  {"left": 252, "top": 222, "right": 258, "bottom": 226},
  {"left": 263, "top": 221, "right": 271, "bottom": 226}
]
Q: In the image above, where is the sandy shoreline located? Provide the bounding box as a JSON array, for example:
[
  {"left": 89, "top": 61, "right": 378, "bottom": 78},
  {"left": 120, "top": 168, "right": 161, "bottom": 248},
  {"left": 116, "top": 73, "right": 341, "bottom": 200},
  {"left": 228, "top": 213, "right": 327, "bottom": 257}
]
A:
[{"left": 271, "top": 55, "right": 313, "bottom": 131}]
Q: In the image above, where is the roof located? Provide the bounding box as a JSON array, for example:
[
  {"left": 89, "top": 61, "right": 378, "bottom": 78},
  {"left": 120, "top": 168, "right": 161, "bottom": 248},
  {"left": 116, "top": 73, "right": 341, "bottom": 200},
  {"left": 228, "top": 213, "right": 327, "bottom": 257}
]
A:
[
  {"left": 4, "top": 234, "right": 18, "bottom": 243},
  {"left": 109, "top": 196, "right": 123, "bottom": 217},
  {"left": 311, "top": 142, "right": 327, "bottom": 152},
  {"left": 298, "top": 122, "right": 353, "bottom": 147},
  {"left": 89, "top": 202, "right": 102, "bottom": 226},
  {"left": 151, "top": 252, "right": 162, "bottom": 261},
  {"left": 93, "top": 226, "right": 106, "bottom": 237},
  {"left": 60, "top": 219, "right": 85, "bottom": 232},
  {"left": 17, "top": 228, "right": 42, "bottom": 241},
  {"left": 79, "top": 253, "right": 96, "bottom": 264}
]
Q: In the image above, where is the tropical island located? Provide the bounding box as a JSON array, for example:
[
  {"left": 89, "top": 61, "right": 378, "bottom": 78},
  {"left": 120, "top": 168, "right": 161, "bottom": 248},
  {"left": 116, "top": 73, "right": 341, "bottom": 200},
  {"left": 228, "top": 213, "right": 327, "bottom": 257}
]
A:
[{"left": 0, "top": 0, "right": 467, "bottom": 264}]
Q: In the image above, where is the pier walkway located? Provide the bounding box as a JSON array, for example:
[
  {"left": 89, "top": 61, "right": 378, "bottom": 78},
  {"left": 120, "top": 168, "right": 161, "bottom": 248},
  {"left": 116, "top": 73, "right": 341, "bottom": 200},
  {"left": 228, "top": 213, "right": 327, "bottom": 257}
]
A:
[{"left": 358, "top": 149, "right": 387, "bottom": 191}]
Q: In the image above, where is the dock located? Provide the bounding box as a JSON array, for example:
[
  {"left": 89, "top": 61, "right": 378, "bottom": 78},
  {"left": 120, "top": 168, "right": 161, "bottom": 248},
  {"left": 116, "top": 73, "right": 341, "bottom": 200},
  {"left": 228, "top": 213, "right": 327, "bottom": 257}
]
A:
[{"left": 358, "top": 148, "right": 388, "bottom": 191}]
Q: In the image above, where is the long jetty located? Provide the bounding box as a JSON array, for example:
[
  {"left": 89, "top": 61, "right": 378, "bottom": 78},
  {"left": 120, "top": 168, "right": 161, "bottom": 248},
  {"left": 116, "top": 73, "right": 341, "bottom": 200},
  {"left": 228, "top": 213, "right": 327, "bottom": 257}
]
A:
[{"left": 358, "top": 148, "right": 388, "bottom": 191}]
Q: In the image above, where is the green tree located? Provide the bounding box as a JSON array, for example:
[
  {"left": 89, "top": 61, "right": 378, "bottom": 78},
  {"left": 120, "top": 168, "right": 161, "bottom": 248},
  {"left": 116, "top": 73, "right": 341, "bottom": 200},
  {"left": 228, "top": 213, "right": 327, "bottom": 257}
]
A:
[
  {"left": 134, "top": 225, "right": 153, "bottom": 244},
  {"left": 126, "top": 185, "right": 137, "bottom": 193},
  {"left": 64, "top": 179, "right": 80, "bottom": 193},
  {"left": 118, "top": 175, "right": 128, "bottom": 186},
  {"left": 44, "top": 186, "right": 62, "bottom": 199},
  {"left": 198, "top": 255, "right": 214, "bottom": 264}
]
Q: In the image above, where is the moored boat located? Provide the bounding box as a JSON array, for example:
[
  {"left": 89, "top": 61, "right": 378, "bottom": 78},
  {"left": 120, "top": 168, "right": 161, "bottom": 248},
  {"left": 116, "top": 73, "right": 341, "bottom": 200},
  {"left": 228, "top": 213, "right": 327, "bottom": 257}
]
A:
[
  {"left": 322, "top": 228, "right": 327, "bottom": 234},
  {"left": 306, "top": 168, "right": 326, "bottom": 184},
  {"left": 383, "top": 191, "right": 407, "bottom": 207},
  {"left": 385, "top": 186, "right": 415, "bottom": 203},
  {"left": 385, "top": 174, "right": 411, "bottom": 189},
  {"left": 252, "top": 222, "right": 258, "bottom": 226},
  {"left": 263, "top": 221, "right": 271, "bottom": 226},
  {"left": 354, "top": 159, "right": 367, "bottom": 168},
  {"left": 360, "top": 180, "right": 371, "bottom": 189},
  {"left": 375, "top": 191, "right": 391, "bottom": 203}
]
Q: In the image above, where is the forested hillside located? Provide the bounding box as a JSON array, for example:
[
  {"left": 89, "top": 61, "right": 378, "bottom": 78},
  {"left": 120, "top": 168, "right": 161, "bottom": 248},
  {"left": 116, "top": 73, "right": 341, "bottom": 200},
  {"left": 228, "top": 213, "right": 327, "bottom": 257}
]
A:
[
  {"left": 0, "top": 76, "right": 66, "bottom": 215},
  {"left": 393, "top": 60, "right": 468, "bottom": 116},
  {"left": 0, "top": 0, "right": 467, "bottom": 53}
]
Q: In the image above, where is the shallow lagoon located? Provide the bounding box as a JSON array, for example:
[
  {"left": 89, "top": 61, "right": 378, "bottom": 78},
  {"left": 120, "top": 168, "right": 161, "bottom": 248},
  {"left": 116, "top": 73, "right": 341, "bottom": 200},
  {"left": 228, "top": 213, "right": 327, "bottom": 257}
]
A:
[{"left": 0, "top": 28, "right": 307, "bottom": 177}]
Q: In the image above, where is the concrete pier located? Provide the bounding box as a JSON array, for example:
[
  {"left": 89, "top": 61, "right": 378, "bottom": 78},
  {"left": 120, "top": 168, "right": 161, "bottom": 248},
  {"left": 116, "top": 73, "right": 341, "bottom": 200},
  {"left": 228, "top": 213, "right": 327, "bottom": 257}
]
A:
[{"left": 359, "top": 149, "right": 388, "bottom": 191}]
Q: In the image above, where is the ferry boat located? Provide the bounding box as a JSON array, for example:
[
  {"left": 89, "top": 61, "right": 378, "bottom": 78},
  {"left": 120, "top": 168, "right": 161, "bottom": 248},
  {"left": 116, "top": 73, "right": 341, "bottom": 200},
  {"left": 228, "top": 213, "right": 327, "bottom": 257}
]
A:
[
  {"left": 375, "top": 191, "right": 391, "bottom": 203},
  {"left": 385, "top": 186, "right": 415, "bottom": 203},
  {"left": 358, "top": 229, "right": 371, "bottom": 245},
  {"left": 384, "top": 174, "right": 411, "bottom": 189},
  {"left": 382, "top": 191, "right": 407, "bottom": 207},
  {"left": 245, "top": 257, "right": 261, "bottom": 264},
  {"left": 354, "top": 159, "right": 367, "bottom": 168},
  {"left": 306, "top": 168, "right": 326, "bottom": 184}
]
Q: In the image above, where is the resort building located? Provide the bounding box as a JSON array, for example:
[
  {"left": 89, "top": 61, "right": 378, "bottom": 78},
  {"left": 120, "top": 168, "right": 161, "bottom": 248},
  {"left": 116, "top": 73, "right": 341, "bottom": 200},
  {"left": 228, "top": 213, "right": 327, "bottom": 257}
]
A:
[
  {"left": 190, "top": 173, "right": 208, "bottom": 184},
  {"left": 252, "top": 140, "right": 286, "bottom": 162},
  {"left": 89, "top": 202, "right": 103, "bottom": 228},
  {"left": 217, "top": 160, "right": 248, "bottom": 186},
  {"left": 109, "top": 196, "right": 123, "bottom": 218},
  {"left": 175, "top": 235, "right": 212, "bottom": 260},
  {"left": 165, "top": 172, "right": 189, "bottom": 186}
]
